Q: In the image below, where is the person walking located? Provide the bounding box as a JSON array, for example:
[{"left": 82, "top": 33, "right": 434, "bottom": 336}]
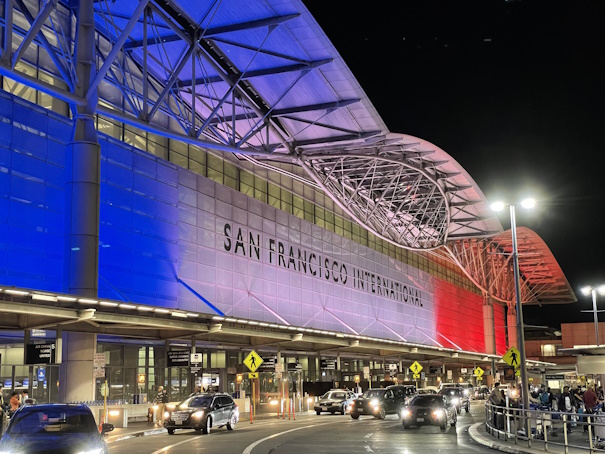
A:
[
  {"left": 583, "top": 384, "right": 600, "bottom": 433},
  {"left": 155, "top": 386, "right": 168, "bottom": 426},
  {"left": 489, "top": 382, "right": 505, "bottom": 430}
]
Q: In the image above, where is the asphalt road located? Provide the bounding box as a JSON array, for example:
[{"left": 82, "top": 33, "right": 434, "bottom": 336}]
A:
[{"left": 108, "top": 401, "right": 495, "bottom": 454}]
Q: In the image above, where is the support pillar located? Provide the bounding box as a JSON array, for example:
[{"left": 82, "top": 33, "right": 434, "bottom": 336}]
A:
[
  {"left": 59, "top": 332, "right": 96, "bottom": 403},
  {"left": 483, "top": 294, "right": 497, "bottom": 355},
  {"left": 507, "top": 304, "right": 518, "bottom": 349}
]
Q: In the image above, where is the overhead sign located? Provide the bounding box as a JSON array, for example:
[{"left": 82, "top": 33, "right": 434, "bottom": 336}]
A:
[
  {"left": 287, "top": 362, "right": 302, "bottom": 371},
  {"left": 259, "top": 356, "right": 276, "bottom": 370},
  {"left": 248, "top": 372, "right": 259, "bottom": 379},
  {"left": 461, "top": 368, "right": 468, "bottom": 374},
  {"left": 243, "top": 350, "right": 263, "bottom": 373},
  {"left": 167, "top": 350, "right": 190, "bottom": 367},
  {"left": 502, "top": 346, "right": 521, "bottom": 368},
  {"left": 26, "top": 343, "right": 55, "bottom": 364},
  {"left": 320, "top": 359, "right": 337, "bottom": 370},
  {"left": 474, "top": 366, "right": 484, "bottom": 378},
  {"left": 409, "top": 361, "right": 423, "bottom": 375},
  {"left": 546, "top": 374, "right": 565, "bottom": 380}
]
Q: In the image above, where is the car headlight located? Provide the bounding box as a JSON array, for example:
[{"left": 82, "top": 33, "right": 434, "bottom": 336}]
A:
[
  {"left": 432, "top": 409, "right": 445, "bottom": 418},
  {"left": 402, "top": 409, "right": 411, "bottom": 418},
  {"left": 164, "top": 411, "right": 171, "bottom": 419},
  {"left": 347, "top": 405, "right": 352, "bottom": 411},
  {"left": 166, "top": 404, "right": 176, "bottom": 411},
  {"left": 373, "top": 406, "right": 380, "bottom": 412},
  {"left": 451, "top": 398, "right": 460, "bottom": 405},
  {"left": 464, "top": 390, "right": 470, "bottom": 396},
  {"left": 192, "top": 410, "right": 204, "bottom": 419},
  {"left": 370, "top": 399, "right": 379, "bottom": 406}
]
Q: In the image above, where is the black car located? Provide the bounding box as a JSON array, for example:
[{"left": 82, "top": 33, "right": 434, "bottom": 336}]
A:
[
  {"left": 401, "top": 394, "right": 457, "bottom": 431},
  {"left": 0, "top": 403, "right": 114, "bottom": 453},
  {"left": 164, "top": 392, "right": 239, "bottom": 434},
  {"left": 387, "top": 384, "right": 418, "bottom": 405},
  {"left": 438, "top": 387, "right": 470, "bottom": 414},
  {"left": 349, "top": 388, "right": 402, "bottom": 419},
  {"left": 314, "top": 389, "right": 356, "bottom": 415}
]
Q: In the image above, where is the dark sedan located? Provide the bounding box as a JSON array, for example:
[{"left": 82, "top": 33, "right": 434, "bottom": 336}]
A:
[
  {"left": 439, "top": 387, "right": 470, "bottom": 414},
  {"left": 314, "top": 390, "right": 356, "bottom": 415},
  {"left": 401, "top": 394, "right": 457, "bottom": 431},
  {"left": 0, "top": 403, "right": 114, "bottom": 454},
  {"left": 164, "top": 392, "right": 239, "bottom": 434},
  {"left": 349, "top": 388, "right": 402, "bottom": 420}
]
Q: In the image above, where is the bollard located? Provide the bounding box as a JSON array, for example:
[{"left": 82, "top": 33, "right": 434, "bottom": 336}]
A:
[{"left": 293, "top": 395, "right": 296, "bottom": 420}]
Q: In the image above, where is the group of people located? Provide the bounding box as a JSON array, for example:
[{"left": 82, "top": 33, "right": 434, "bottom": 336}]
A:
[{"left": 0, "top": 388, "right": 37, "bottom": 430}]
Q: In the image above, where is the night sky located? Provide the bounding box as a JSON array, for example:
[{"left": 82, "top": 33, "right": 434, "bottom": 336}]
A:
[{"left": 303, "top": 0, "right": 605, "bottom": 328}]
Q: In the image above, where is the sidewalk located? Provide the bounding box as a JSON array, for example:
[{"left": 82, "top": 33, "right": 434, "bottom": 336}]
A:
[
  {"left": 105, "top": 411, "right": 314, "bottom": 444},
  {"left": 469, "top": 421, "right": 595, "bottom": 454}
]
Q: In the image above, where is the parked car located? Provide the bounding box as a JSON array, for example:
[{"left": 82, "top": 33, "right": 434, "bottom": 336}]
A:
[
  {"left": 0, "top": 403, "right": 114, "bottom": 454},
  {"left": 439, "top": 387, "right": 469, "bottom": 414},
  {"left": 474, "top": 385, "right": 490, "bottom": 400},
  {"left": 401, "top": 394, "right": 457, "bottom": 431},
  {"left": 348, "top": 388, "right": 403, "bottom": 419},
  {"left": 314, "top": 389, "right": 356, "bottom": 415},
  {"left": 164, "top": 392, "right": 239, "bottom": 434}
]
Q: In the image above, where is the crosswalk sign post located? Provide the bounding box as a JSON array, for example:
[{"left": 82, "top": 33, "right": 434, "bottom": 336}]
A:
[
  {"left": 243, "top": 350, "right": 263, "bottom": 373},
  {"left": 503, "top": 346, "right": 521, "bottom": 368},
  {"left": 474, "top": 366, "right": 484, "bottom": 379},
  {"left": 409, "top": 361, "right": 423, "bottom": 375}
]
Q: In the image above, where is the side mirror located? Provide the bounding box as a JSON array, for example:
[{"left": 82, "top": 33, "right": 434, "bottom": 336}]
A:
[{"left": 101, "top": 423, "right": 114, "bottom": 435}]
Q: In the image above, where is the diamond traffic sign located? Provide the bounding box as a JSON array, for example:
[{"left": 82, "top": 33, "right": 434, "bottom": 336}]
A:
[
  {"left": 409, "top": 361, "right": 423, "bottom": 375},
  {"left": 474, "top": 366, "right": 484, "bottom": 378},
  {"left": 502, "top": 346, "right": 521, "bottom": 368},
  {"left": 243, "top": 350, "right": 263, "bottom": 373}
]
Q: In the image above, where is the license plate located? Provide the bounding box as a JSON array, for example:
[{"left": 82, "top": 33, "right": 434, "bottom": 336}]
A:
[
  {"left": 416, "top": 417, "right": 424, "bottom": 422},
  {"left": 322, "top": 407, "right": 328, "bottom": 411},
  {"left": 358, "top": 408, "right": 364, "bottom": 413},
  {"left": 175, "top": 420, "right": 182, "bottom": 425}
]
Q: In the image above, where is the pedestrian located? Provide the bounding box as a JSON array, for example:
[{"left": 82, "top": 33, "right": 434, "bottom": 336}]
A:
[
  {"left": 7, "top": 392, "right": 21, "bottom": 419},
  {"left": 583, "top": 384, "right": 600, "bottom": 432},
  {"left": 155, "top": 386, "right": 168, "bottom": 425},
  {"left": 489, "top": 382, "right": 505, "bottom": 430}
]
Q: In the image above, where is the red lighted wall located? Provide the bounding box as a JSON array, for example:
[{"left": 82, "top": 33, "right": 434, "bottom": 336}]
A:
[
  {"left": 494, "top": 303, "right": 507, "bottom": 355},
  {"left": 434, "top": 279, "right": 486, "bottom": 352}
]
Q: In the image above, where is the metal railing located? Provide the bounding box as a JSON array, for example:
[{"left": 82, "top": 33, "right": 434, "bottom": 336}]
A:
[{"left": 485, "top": 401, "right": 605, "bottom": 453}]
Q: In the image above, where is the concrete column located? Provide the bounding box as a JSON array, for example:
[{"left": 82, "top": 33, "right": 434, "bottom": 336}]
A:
[
  {"left": 23, "top": 329, "right": 30, "bottom": 363},
  {"left": 507, "top": 304, "right": 518, "bottom": 348},
  {"left": 55, "top": 327, "right": 62, "bottom": 364},
  {"left": 59, "top": 332, "right": 96, "bottom": 403},
  {"left": 336, "top": 353, "right": 341, "bottom": 387},
  {"left": 483, "top": 294, "right": 497, "bottom": 355}
]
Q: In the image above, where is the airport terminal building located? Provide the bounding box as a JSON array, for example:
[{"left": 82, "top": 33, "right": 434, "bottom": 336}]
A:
[{"left": 0, "top": 0, "right": 574, "bottom": 406}]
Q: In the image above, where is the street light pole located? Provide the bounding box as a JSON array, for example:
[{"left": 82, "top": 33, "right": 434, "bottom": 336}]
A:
[
  {"left": 509, "top": 204, "right": 530, "bottom": 423},
  {"left": 591, "top": 288, "right": 600, "bottom": 346}
]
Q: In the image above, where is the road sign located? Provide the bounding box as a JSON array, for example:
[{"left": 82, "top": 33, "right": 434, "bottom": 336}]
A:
[
  {"left": 502, "top": 346, "right": 521, "bottom": 368},
  {"left": 409, "top": 361, "right": 423, "bottom": 375},
  {"left": 275, "top": 363, "right": 284, "bottom": 373},
  {"left": 191, "top": 353, "right": 203, "bottom": 364},
  {"left": 248, "top": 372, "right": 259, "bottom": 379},
  {"left": 413, "top": 373, "right": 420, "bottom": 379},
  {"left": 243, "top": 350, "right": 263, "bottom": 373},
  {"left": 474, "top": 366, "right": 484, "bottom": 378},
  {"left": 94, "top": 353, "right": 106, "bottom": 367},
  {"left": 93, "top": 367, "right": 105, "bottom": 378}
]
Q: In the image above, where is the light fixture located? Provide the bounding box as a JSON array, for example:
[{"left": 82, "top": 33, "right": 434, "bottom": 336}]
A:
[
  {"left": 78, "top": 298, "right": 98, "bottom": 304},
  {"left": 137, "top": 306, "right": 154, "bottom": 312},
  {"left": 32, "top": 293, "right": 58, "bottom": 302},
  {"left": 118, "top": 304, "right": 136, "bottom": 309},
  {"left": 99, "top": 301, "right": 118, "bottom": 307},
  {"left": 154, "top": 308, "right": 170, "bottom": 314},
  {"left": 171, "top": 312, "right": 187, "bottom": 318},
  {"left": 291, "top": 333, "right": 303, "bottom": 341},
  {"left": 5, "top": 289, "right": 30, "bottom": 296},
  {"left": 490, "top": 201, "right": 505, "bottom": 212},
  {"left": 520, "top": 198, "right": 536, "bottom": 209},
  {"left": 57, "top": 296, "right": 77, "bottom": 302}
]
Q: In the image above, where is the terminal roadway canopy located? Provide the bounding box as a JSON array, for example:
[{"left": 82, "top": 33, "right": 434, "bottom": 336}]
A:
[{"left": 0, "top": 0, "right": 575, "bottom": 304}]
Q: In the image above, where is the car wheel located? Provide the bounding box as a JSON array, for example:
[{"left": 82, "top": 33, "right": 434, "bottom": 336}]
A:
[
  {"left": 351, "top": 414, "right": 359, "bottom": 419},
  {"left": 440, "top": 422, "right": 447, "bottom": 431},
  {"left": 375, "top": 408, "right": 386, "bottom": 420},
  {"left": 167, "top": 428, "right": 175, "bottom": 435},
  {"left": 403, "top": 422, "right": 410, "bottom": 429},
  {"left": 227, "top": 412, "right": 237, "bottom": 430},
  {"left": 202, "top": 416, "right": 211, "bottom": 434},
  {"left": 194, "top": 427, "right": 202, "bottom": 432},
  {"left": 341, "top": 404, "right": 347, "bottom": 415},
  {"left": 316, "top": 410, "right": 321, "bottom": 415}
]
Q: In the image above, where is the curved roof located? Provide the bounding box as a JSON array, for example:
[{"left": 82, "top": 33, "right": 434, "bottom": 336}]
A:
[{"left": 7, "top": 0, "right": 574, "bottom": 303}]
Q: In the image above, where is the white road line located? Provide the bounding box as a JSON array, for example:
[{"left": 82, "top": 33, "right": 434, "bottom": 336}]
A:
[
  {"left": 364, "top": 445, "right": 374, "bottom": 453},
  {"left": 242, "top": 423, "right": 329, "bottom": 454},
  {"left": 149, "top": 436, "right": 201, "bottom": 454},
  {"left": 364, "top": 432, "right": 373, "bottom": 438}
]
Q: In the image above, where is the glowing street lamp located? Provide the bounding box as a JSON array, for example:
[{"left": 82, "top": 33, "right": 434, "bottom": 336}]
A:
[
  {"left": 580, "top": 285, "right": 605, "bottom": 346},
  {"left": 491, "top": 197, "right": 535, "bottom": 427}
]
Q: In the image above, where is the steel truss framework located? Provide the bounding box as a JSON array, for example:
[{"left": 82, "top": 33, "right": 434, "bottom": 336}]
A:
[{"left": 0, "top": 0, "right": 576, "bottom": 307}]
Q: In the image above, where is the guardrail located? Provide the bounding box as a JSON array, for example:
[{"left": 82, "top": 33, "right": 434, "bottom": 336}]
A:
[{"left": 485, "top": 401, "right": 605, "bottom": 453}]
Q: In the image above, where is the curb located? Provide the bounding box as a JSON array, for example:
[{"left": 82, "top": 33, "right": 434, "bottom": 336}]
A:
[{"left": 468, "top": 422, "right": 537, "bottom": 454}]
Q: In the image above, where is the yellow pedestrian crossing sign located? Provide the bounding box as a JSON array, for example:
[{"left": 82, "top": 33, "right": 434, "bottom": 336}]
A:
[
  {"left": 248, "top": 372, "right": 259, "bottom": 379},
  {"left": 413, "top": 373, "right": 421, "bottom": 379},
  {"left": 474, "top": 366, "right": 484, "bottom": 378},
  {"left": 503, "top": 346, "right": 521, "bottom": 368},
  {"left": 243, "top": 350, "right": 263, "bottom": 373},
  {"left": 409, "top": 361, "right": 423, "bottom": 375}
]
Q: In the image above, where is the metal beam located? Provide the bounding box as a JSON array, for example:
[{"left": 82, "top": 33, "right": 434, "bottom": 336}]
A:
[{"left": 11, "top": 0, "right": 58, "bottom": 69}]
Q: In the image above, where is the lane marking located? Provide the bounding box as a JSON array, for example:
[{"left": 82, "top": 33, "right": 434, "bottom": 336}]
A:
[
  {"left": 242, "top": 423, "right": 334, "bottom": 454},
  {"left": 364, "top": 432, "right": 373, "bottom": 438},
  {"left": 364, "top": 445, "right": 374, "bottom": 453},
  {"left": 149, "top": 436, "right": 202, "bottom": 454}
]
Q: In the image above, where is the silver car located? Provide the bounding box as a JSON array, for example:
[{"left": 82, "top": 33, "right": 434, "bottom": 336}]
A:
[{"left": 314, "top": 390, "right": 356, "bottom": 415}]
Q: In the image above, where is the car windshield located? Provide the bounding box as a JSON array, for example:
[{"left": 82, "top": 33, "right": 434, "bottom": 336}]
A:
[
  {"left": 321, "top": 392, "right": 346, "bottom": 400},
  {"left": 410, "top": 395, "right": 443, "bottom": 406},
  {"left": 442, "top": 389, "right": 461, "bottom": 397},
  {"left": 8, "top": 408, "right": 97, "bottom": 435},
  {"left": 180, "top": 396, "right": 213, "bottom": 408},
  {"left": 363, "top": 390, "right": 385, "bottom": 399}
]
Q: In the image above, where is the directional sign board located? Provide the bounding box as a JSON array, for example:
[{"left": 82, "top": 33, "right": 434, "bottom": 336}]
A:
[
  {"left": 248, "top": 372, "right": 259, "bottom": 379},
  {"left": 413, "top": 373, "right": 421, "bottom": 379},
  {"left": 474, "top": 366, "right": 484, "bottom": 378},
  {"left": 409, "top": 361, "right": 423, "bottom": 375},
  {"left": 243, "top": 350, "right": 263, "bottom": 373},
  {"left": 502, "top": 346, "right": 521, "bottom": 368}
]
